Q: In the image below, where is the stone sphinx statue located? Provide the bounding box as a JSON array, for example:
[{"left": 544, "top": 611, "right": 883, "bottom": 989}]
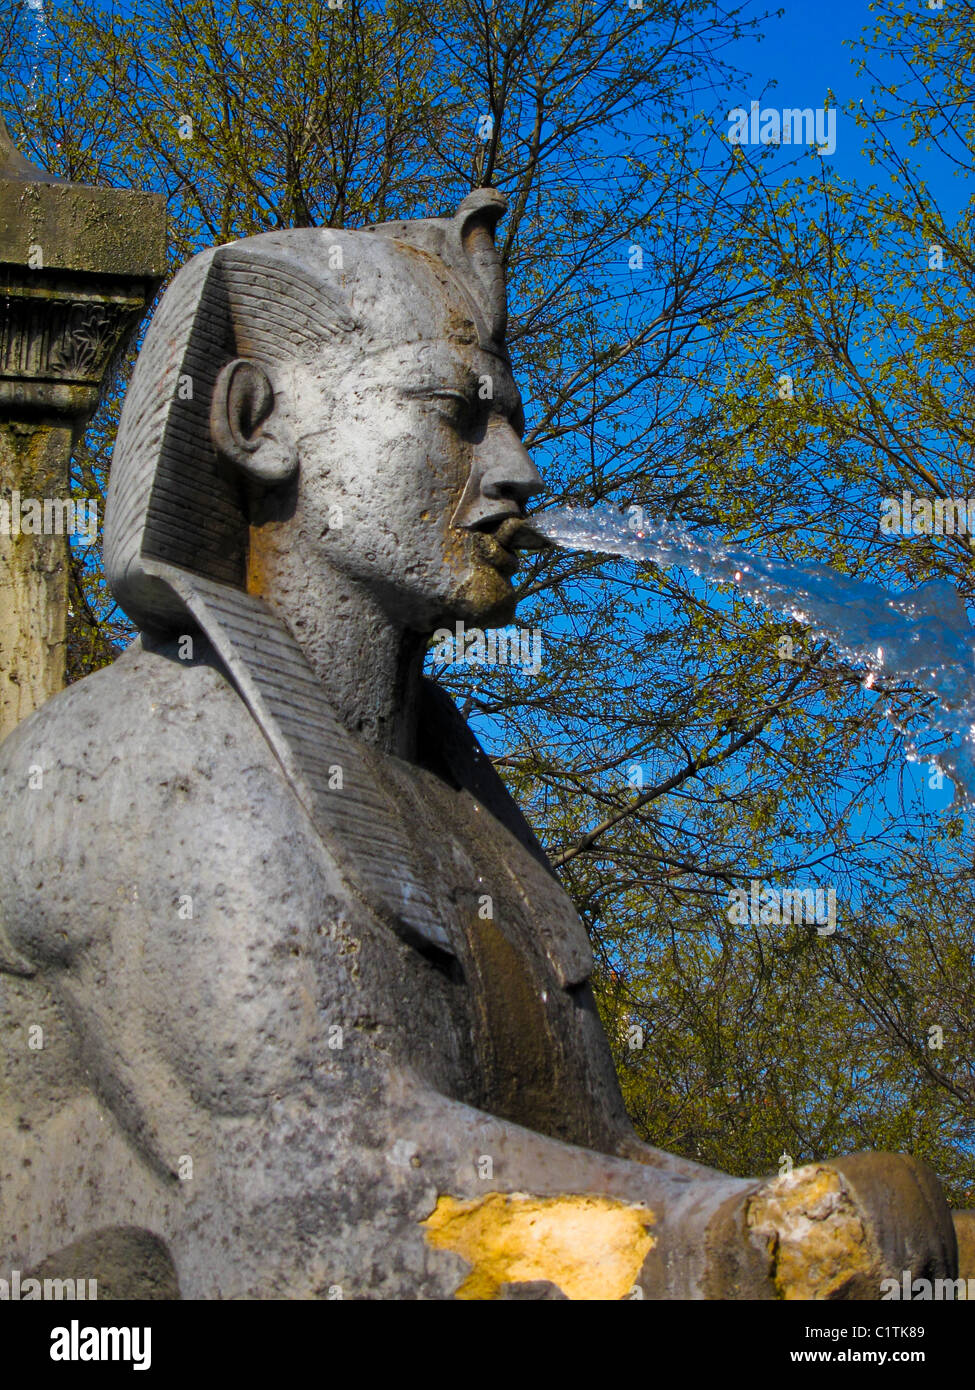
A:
[{"left": 0, "top": 191, "right": 958, "bottom": 1299}]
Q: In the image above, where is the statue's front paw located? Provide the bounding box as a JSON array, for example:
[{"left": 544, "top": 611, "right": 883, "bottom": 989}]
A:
[{"left": 705, "top": 1152, "right": 956, "bottom": 1299}]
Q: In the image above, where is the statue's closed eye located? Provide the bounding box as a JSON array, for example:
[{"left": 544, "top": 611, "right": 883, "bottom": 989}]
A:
[
  {"left": 431, "top": 390, "right": 476, "bottom": 422},
  {"left": 406, "top": 388, "right": 478, "bottom": 429}
]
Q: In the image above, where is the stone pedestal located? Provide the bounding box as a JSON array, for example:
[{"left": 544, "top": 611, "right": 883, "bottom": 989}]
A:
[{"left": 0, "top": 116, "right": 165, "bottom": 738}]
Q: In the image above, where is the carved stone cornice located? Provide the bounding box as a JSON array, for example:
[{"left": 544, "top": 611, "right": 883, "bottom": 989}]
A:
[
  {"left": 0, "top": 115, "right": 167, "bottom": 423},
  {"left": 0, "top": 267, "right": 152, "bottom": 416}
]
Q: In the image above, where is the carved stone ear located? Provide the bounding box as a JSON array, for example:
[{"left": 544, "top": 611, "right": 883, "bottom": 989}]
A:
[{"left": 210, "top": 358, "right": 297, "bottom": 484}]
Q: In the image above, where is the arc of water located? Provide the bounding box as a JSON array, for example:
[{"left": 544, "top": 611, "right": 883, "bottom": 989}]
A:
[{"left": 535, "top": 506, "right": 975, "bottom": 807}]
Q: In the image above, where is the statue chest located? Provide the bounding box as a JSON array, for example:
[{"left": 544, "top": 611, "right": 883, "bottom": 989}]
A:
[
  {"left": 366, "top": 759, "right": 611, "bottom": 1140},
  {"left": 383, "top": 755, "right": 593, "bottom": 991}
]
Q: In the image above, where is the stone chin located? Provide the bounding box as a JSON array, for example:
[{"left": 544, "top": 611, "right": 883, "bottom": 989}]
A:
[
  {"left": 438, "top": 543, "right": 521, "bottom": 630},
  {"left": 449, "top": 585, "right": 519, "bottom": 631}
]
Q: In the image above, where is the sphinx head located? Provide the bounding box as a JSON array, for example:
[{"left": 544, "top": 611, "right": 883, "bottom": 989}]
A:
[{"left": 104, "top": 190, "right": 543, "bottom": 637}]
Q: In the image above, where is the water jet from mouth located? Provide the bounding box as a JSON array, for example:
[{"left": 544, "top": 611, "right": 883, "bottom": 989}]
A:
[{"left": 533, "top": 506, "right": 975, "bottom": 808}]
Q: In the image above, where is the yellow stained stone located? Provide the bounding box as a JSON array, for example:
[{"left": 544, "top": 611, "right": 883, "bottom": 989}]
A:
[{"left": 423, "top": 1192, "right": 655, "bottom": 1300}]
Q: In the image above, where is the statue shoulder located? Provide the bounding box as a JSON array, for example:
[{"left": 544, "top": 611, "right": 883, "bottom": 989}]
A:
[
  {"left": 0, "top": 637, "right": 329, "bottom": 961},
  {"left": 0, "top": 636, "right": 268, "bottom": 801}
]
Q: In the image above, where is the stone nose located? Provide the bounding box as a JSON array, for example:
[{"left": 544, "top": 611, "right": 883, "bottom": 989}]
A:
[
  {"left": 479, "top": 420, "right": 545, "bottom": 506},
  {"left": 451, "top": 420, "right": 545, "bottom": 532}
]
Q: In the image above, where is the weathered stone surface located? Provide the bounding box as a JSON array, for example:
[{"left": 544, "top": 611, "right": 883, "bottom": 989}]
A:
[
  {"left": 28, "top": 1228, "right": 180, "bottom": 1300},
  {"left": 0, "top": 190, "right": 960, "bottom": 1298},
  {"left": 423, "top": 1193, "right": 656, "bottom": 1299},
  {"left": 954, "top": 1211, "right": 975, "bottom": 1284},
  {"left": 0, "top": 117, "right": 166, "bottom": 280},
  {"left": 0, "top": 419, "right": 74, "bottom": 731}
]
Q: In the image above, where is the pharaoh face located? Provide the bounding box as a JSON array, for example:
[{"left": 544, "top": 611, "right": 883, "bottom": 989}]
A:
[{"left": 273, "top": 281, "right": 543, "bottom": 632}]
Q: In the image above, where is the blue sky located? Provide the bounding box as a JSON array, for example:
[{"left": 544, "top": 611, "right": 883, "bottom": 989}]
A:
[
  {"left": 724, "top": 0, "right": 964, "bottom": 216},
  {"left": 713, "top": 2, "right": 965, "bottom": 828},
  {"left": 737, "top": 0, "right": 875, "bottom": 148}
]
